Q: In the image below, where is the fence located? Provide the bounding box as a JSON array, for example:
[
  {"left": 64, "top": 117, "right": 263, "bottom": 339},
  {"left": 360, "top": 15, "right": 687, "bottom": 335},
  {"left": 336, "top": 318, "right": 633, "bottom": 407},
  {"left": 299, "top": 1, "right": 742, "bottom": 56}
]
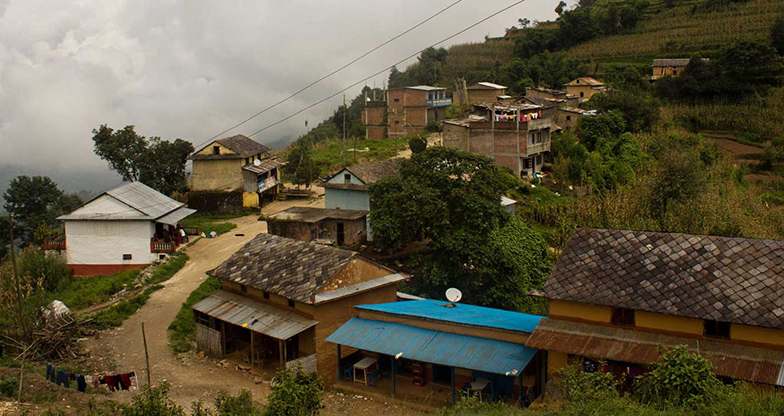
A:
[
  {"left": 150, "top": 241, "right": 175, "bottom": 254},
  {"left": 196, "top": 323, "right": 223, "bottom": 358},
  {"left": 43, "top": 237, "right": 66, "bottom": 251},
  {"left": 182, "top": 226, "right": 200, "bottom": 236}
]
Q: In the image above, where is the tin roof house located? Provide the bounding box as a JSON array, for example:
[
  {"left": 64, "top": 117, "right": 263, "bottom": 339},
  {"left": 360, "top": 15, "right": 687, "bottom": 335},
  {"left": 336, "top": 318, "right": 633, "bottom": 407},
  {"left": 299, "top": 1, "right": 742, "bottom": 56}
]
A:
[{"left": 54, "top": 182, "right": 195, "bottom": 276}]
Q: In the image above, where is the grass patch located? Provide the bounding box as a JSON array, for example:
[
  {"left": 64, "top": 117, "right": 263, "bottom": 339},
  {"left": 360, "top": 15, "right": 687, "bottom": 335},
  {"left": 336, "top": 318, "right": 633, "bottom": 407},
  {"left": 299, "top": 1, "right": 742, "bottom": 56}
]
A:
[
  {"left": 310, "top": 135, "right": 410, "bottom": 173},
  {"left": 47, "top": 269, "right": 141, "bottom": 311},
  {"left": 179, "top": 212, "right": 243, "bottom": 236},
  {"left": 167, "top": 276, "right": 222, "bottom": 353},
  {"left": 90, "top": 285, "right": 164, "bottom": 329}
]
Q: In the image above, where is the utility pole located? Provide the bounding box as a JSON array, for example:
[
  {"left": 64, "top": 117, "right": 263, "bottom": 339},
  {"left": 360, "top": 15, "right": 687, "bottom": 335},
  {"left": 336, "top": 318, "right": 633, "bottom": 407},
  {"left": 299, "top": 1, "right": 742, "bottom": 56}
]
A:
[
  {"left": 142, "top": 322, "right": 151, "bottom": 386},
  {"left": 343, "top": 94, "right": 347, "bottom": 161},
  {"left": 8, "top": 214, "right": 26, "bottom": 409}
]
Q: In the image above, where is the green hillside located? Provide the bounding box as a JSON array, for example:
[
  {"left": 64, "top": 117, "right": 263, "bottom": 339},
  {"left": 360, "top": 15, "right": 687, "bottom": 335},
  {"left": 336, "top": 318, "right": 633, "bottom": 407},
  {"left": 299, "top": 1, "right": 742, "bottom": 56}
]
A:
[{"left": 569, "top": 0, "right": 784, "bottom": 61}]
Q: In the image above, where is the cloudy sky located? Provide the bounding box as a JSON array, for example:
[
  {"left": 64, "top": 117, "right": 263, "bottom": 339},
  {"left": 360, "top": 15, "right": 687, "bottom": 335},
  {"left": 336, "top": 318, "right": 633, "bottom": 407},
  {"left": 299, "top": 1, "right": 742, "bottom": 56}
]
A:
[{"left": 0, "top": 0, "right": 568, "bottom": 194}]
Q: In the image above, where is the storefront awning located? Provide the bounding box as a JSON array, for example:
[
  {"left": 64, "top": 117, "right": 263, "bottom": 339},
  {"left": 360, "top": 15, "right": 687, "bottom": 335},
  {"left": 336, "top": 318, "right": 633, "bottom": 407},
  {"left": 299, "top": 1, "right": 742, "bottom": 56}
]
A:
[
  {"left": 157, "top": 207, "right": 196, "bottom": 226},
  {"left": 326, "top": 318, "right": 537, "bottom": 376},
  {"left": 192, "top": 290, "right": 317, "bottom": 340},
  {"left": 526, "top": 318, "right": 784, "bottom": 386}
]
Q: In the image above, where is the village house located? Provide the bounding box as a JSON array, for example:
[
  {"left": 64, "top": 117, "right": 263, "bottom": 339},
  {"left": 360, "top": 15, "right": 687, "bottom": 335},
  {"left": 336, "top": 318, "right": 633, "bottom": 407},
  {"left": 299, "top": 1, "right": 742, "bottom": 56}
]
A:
[
  {"left": 563, "top": 77, "right": 605, "bottom": 102},
  {"left": 525, "top": 87, "right": 579, "bottom": 108},
  {"left": 322, "top": 159, "right": 401, "bottom": 241},
  {"left": 442, "top": 102, "right": 553, "bottom": 177},
  {"left": 555, "top": 107, "right": 598, "bottom": 131},
  {"left": 187, "top": 134, "right": 284, "bottom": 211},
  {"left": 361, "top": 86, "right": 451, "bottom": 139},
  {"left": 464, "top": 82, "right": 508, "bottom": 105},
  {"left": 265, "top": 207, "right": 368, "bottom": 246},
  {"left": 54, "top": 182, "right": 195, "bottom": 277},
  {"left": 192, "top": 233, "right": 406, "bottom": 386},
  {"left": 327, "top": 299, "right": 545, "bottom": 407},
  {"left": 526, "top": 228, "right": 784, "bottom": 393}
]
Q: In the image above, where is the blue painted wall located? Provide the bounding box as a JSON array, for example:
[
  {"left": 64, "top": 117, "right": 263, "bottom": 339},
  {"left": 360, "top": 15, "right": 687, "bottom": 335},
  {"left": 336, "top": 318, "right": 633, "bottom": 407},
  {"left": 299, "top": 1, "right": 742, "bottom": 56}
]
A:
[{"left": 325, "top": 168, "right": 375, "bottom": 240}]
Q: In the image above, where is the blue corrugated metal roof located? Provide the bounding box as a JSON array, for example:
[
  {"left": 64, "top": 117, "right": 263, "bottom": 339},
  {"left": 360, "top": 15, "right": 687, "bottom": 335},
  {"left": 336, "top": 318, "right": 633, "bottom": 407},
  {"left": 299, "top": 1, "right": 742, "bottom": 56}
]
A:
[
  {"left": 355, "top": 299, "right": 544, "bottom": 334},
  {"left": 326, "top": 318, "right": 537, "bottom": 376}
]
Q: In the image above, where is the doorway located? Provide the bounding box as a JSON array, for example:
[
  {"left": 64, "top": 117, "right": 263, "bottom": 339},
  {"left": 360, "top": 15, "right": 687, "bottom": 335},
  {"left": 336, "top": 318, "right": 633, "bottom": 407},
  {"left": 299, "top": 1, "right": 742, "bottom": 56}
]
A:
[{"left": 337, "top": 222, "right": 345, "bottom": 246}]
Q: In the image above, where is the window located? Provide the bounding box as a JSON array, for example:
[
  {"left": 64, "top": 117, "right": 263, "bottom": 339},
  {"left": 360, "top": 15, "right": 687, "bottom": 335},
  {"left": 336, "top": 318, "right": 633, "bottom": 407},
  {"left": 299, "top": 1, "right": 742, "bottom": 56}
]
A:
[
  {"left": 395, "top": 120, "right": 400, "bottom": 124},
  {"left": 241, "top": 284, "right": 247, "bottom": 294},
  {"left": 288, "top": 299, "right": 295, "bottom": 308},
  {"left": 580, "top": 92, "right": 585, "bottom": 98},
  {"left": 393, "top": 98, "right": 400, "bottom": 102},
  {"left": 704, "top": 320, "right": 730, "bottom": 339},
  {"left": 537, "top": 154, "right": 543, "bottom": 164},
  {"left": 344, "top": 173, "right": 351, "bottom": 184},
  {"left": 566, "top": 115, "right": 572, "bottom": 121},
  {"left": 522, "top": 158, "right": 532, "bottom": 169},
  {"left": 611, "top": 307, "right": 635, "bottom": 327},
  {"left": 212, "top": 146, "right": 220, "bottom": 155},
  {"left": 263, "top": 291, "right": 270, "bottom": 300},
  {"left": 122, "top": 254, "right": 132, "bottom": 261}
]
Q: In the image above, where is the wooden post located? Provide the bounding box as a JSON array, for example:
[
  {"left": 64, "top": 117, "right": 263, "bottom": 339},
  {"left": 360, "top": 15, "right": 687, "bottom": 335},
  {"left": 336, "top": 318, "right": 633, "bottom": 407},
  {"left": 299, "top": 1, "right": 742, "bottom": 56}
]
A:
[
  {"left": 450, "top": 367, "right": 456, "bottom": 405},
  {"left": 337, "top": 345, "right": 342, "bottom": 381},
  {"left": 518, "top": 373, "right": 523, "bottom": 408},
  {"left": 142, "top": 322, "right": 151, "bottom": 386},
  {"left": 17, "top": 357, "right": 24, "bottom": 407},
  {"left": 279, "top": 340, "right": 284, "bottom": 366},
  {"left": 391, "top": 356, "right": 396, "bottom": 397},
  {"left": 250, "top": 331, "right": 255, "bottom": 369}
]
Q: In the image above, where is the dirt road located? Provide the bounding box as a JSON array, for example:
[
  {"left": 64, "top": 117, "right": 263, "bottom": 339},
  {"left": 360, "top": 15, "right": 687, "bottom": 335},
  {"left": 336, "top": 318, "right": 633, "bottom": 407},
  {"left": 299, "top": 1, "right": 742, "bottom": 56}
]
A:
[{"left": 82, "top": 215, "right": 270, "bottom": 407}]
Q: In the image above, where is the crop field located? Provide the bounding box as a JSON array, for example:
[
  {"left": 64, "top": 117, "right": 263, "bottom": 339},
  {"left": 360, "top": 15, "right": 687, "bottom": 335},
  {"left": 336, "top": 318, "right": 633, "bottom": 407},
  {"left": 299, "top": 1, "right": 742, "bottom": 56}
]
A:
[
  {"left": 441, "top": 40, "right": 515, "bottom": 81},
  {"left": 567, "top": 0, "right": 784, "bottom": 60}
]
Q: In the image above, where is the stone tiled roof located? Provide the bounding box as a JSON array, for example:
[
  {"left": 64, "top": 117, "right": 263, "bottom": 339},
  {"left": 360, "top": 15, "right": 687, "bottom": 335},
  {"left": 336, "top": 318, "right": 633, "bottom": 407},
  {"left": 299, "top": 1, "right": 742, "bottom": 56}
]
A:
[
  {"left": 346, "top": 159, "right": 402, "bottom": 185},
  {"left": 539, "top": 228, "right": 784, "bottom": 330},
  {"left": 564, "top": 77, "right": 604, "bottom": 87},
  {"left": 208, "top": 233, "right": 357, "bottom": 304},
  {"left": 653, "top": 58, "right": 692, "bottom": 67},
  {"left": 189, "top": 134, "right": 271, "bottom": 160}
]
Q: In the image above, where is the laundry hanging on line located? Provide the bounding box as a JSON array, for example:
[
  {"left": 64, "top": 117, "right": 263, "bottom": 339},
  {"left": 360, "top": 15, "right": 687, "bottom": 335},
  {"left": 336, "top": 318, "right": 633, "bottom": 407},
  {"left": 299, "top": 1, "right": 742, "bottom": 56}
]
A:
[{"left": 45, "top": 362, "right": 139, "bottom": 393}]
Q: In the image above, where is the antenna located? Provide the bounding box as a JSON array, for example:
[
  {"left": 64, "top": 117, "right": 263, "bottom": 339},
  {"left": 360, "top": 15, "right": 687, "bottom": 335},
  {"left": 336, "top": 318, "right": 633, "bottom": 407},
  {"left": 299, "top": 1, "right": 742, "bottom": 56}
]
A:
[
  {"left": 253, "top": 159, "right": 262, "bottom": 167},
  {"left": 445, "top": 288, "right": 462, "bottom": 303}
]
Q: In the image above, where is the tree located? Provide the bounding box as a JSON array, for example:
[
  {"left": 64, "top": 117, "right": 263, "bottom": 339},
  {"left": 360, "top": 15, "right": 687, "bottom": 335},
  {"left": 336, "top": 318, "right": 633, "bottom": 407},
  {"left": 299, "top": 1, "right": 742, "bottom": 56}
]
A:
[
  {"left": 3, "top": 176, "right": 81, "bottom": 243},
  {"left": 408, "top": 136, "right": 428, "bottom": 154},
  {"left": 264, "top": 365, "right": 323, "bottom": 416},
  {"left": 555, "top": 1, "right": 567, "bottom": 16},
  {"left": 605, "top": 65, "right": 648, "bottom": 92},
  {"left": 773, "top": 17, "right": 784, "bottom": 56},
  {"left": 92, "top": 125, "right": 193, "bottom": 195},
  {"left": 283, "top": 142, "right": 321, "bottom": 188},
  {"left": 635, "top": 346, "right": 723, "bottom": 408},
  {"left": 587, "top": 90, "right": 661, "bottom": 132},
  {"left": 576, "top": 110, "right": 626, "bottom": 151}
]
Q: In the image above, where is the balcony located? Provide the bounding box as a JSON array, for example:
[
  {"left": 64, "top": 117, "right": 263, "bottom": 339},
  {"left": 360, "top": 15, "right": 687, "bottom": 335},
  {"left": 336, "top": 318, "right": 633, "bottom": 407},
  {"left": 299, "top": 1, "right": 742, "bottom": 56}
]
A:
[
  {"left": 527, "top": 141, "right": 551, "bottom": 156},
  {"left": 426, "top": 98, "right": 452, "bottom": 107},
  {"left": 151, "top": 241, "right": 176, "bottom": 254},
  {"left": 182, "top": 226, "right": 200, "bottom": 236},
  {"left": 43, "top": 237, "right": 66, "bottom": 251}
]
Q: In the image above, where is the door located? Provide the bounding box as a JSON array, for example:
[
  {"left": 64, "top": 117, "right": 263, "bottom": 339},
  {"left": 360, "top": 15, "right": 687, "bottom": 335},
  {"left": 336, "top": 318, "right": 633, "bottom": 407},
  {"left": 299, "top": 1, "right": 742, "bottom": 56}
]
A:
[{"left": 337, "top": 222, "right": 345, "bottom": 246}]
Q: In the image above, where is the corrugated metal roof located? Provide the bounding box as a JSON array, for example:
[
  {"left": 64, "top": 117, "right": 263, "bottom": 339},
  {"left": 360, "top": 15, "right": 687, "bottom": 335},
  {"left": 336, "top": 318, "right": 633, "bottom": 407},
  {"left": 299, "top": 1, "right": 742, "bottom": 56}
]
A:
[
  {"left": 356, "top": 299, "right": 543, "bottom": 334},
  {"left": 58, "top": 182, "right": 188, "bottom": 222},
  {"left": 242, "top": 158, "right": 286, "bottom": 174},
  {"left": 327, "top": 318, "right": 537, "bottom": 376},
  {"left": 313, "top": 274, "right": 407, "bottom": 304},
  {"left": 405, "top": 85, "right": 444, "bottom": 91},
  {"left": 472, "top": 82, "right": 507, "bottom": 90},
  {"left": 526, "top": 318, "right": 784, "bottom": 386},
  {"left": 500, "top": 196, "right": 517, "bottom": 207},
  {"left": 157, "top": 207, "right": 196, "bottom": 226},
  {"left": 192, "top": 290, "right": 317, "bottom": 340}
]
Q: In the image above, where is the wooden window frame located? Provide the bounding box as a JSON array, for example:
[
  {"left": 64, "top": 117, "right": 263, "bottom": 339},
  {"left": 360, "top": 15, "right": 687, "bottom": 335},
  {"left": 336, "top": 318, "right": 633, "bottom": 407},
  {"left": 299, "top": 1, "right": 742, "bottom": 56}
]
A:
[
  {"left": 704, "top": 320, "right": 730, "bottom": 339},
  {"left": 610, "top": 307, "right": 635, "bottom": 327}
]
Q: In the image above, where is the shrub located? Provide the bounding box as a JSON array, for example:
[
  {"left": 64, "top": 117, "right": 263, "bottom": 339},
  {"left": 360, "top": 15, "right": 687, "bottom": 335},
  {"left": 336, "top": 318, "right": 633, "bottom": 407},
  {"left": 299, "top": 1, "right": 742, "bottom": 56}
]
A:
[
  {"left": 424, "top": 120, "right": 441, "bottom": 133},
  {"left": 635, "top": 345, "right": 724, "bottom": 409},
  {"left": 168, "top": 276, "right": 222, "bottom": 353},
  {"left": 0, "top": 377, "right": 17, "bottom": 398},
  {"left": 408, "top": 136, "right": 428, "bottom": 154},
  {"left": 264, "top": 365, "right": 323, "bottom": 416},
  {"left": 120, "top": 382, "right": 185, "bottom": 416},
  {"left": 214, "top": 390, "right": 262, "bottom": 416},
  {"left": 559, "top": 361, "right": 618, "bottom": 404}
]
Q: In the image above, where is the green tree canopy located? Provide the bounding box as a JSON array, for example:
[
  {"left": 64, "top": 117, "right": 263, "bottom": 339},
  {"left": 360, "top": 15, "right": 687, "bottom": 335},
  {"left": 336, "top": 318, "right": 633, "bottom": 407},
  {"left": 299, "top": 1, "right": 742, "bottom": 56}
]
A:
[
  {"left": 3, "top": 176, "right": 82, "bottom": 243},
  {"left": 92, "top": 125, "right": 194, "bottom": 195},
  {"left": 283, "top": 142, "right": 322, "bottom": 188},
  {"left": 773, "top": 17, "right": 784, "bottom": 55}
]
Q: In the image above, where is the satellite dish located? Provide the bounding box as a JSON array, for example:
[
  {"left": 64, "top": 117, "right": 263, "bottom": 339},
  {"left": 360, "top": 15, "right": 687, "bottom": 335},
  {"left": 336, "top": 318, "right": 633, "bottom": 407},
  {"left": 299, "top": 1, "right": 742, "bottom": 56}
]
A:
[
  {"left": 445, "top": 288, "right": 462, "bottom": 303},
  {"left": 253, "top": 159, "right": 262, "bottom": 166}
]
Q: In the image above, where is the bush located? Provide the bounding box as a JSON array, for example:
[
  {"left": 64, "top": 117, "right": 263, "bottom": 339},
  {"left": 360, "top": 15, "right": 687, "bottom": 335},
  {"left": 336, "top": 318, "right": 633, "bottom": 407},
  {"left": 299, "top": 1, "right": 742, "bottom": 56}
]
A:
[
  {"left": 635, "top": 345, "right": 724, "bottom": 409},
  {"left": 214, "top": 390, "right": 263, "bottom": 416},
  {"left": 408, "top": 136, "right": 428, "bottom": 154},
  {"left": 424, "top": 120, "right": 441, "bottom": 133},
  {"left": 559, "top": 361, "right": 618, "bottom": 404},
  {"left": 17, "top": 247, "right": 71, "bottom": 292},
  {"left": 264, "top": 365, "right": 323, "bottom": 416},
  {"left": 0, "top": 377, "right": 18, "bottom": 398},
  {"left": 119, "top": 382, "right": 185, "bottom": 416}
]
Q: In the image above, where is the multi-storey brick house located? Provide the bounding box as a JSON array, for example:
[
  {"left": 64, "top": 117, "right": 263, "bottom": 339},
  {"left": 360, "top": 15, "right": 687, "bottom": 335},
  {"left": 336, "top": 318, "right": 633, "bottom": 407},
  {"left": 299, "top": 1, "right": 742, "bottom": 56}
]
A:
[
  {"left": 361, "top": 86, "right": 451, "bottom": 139},
  {"left": 465, "top": 82, "right": 508, "bottom": 105},
  {"left": 527, "top": 229, "right": 784, "bottom": 394},
  {"left": 192, "top": 233, "right": 405, "bottom": 386},
  {"left": 442, "top": 102, "right": 552, "bottom": 177}
]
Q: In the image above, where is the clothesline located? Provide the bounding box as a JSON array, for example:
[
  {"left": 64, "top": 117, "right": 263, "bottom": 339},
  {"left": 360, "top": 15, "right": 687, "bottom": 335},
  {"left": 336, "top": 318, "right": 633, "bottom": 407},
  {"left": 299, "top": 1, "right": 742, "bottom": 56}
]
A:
[
  {"left": 493, "top": 110, "right": 542, "bottom": 122},
  {"left": 46, "top": 362, "right": 139, "bottom": 393}
]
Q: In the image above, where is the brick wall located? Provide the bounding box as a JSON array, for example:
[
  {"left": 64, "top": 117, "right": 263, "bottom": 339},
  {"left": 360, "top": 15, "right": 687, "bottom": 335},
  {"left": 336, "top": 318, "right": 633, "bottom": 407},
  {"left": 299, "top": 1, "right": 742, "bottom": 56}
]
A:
[
  {"left": 405, "top": 108, "right": 427, "bottom": 127},
  {"left": 443, "top": 124, "right": 468, "bottom": 151},
  {"left": 468, "top": 131, "right": 493, "bottom": 155},
  {"left": 494, "top": 131, "right": 518, "bottom": 154},
  {"left": 403, "top": 89, "right": 427, "bottom": 107},
  {"left": 366, "top": 126, "right": 386, "bottom": 140},
  {"left": 362, "top": 106, "right": 385, "bottom": 126},
  {"left": 494, "top": 155, "right": 519, "bottom": 172},
  {"left": 468, "top": 89, "right": 504, "bottom": 104},
  {"left": 313, "top": 284, "right": 398, "bottom": 385}
]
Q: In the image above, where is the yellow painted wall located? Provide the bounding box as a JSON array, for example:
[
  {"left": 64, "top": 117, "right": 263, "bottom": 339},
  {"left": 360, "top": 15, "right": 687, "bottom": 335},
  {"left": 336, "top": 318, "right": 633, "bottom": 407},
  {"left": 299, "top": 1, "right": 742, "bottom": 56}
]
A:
[
  {"left": 732, "top": 324, "right": 784, "bottom": 348},
  {"left": 565, "top": 85, "right": 600, "bottom": 101},
  {"left": 547, "top": 351, "right": 569, "bottom": 379},
  {"left": 549, "top": 299, "right": 611, "bottom": 323},
  {"left": 242, "top": 192, "right": 259, "bottom": 208},
  {"left": 192, "top": 158, "right": 244, "bottom": 191},
  {"left": 635, "top": 311, "right": 703, "bottom": 336}
]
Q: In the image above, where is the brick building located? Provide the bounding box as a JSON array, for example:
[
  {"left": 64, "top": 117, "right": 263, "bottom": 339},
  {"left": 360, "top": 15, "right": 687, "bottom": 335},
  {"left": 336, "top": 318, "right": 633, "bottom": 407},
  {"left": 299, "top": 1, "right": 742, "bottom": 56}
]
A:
[
  {"left": 555, "top": 107, "right": 598, "bottom": 132},
  {"left": 192, "top": 233, "right": 406, "bottom": 386},
  {"left": 465, "top": 82, "right": 508, "bottom": 105},
  {"left": 525, "top": 87, "right": 579, "bottom": 108},
  {"left": 563, "top": 77, "right": 605, "bottom": 102},
  {"left": 361, "top": 86, "right": 451, "bottom": 139},
  {"left": 442, "top": 102, "right": 553, "bottom": 177},
  {"left": 265, "top": 206, "right": 368, "bottom": 246}
]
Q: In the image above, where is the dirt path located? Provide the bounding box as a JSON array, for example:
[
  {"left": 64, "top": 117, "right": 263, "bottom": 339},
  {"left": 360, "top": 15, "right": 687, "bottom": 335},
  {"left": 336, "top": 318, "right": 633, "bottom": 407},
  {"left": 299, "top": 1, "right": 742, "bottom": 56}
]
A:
[{"left": 81, "top": 215, "right": 269, "bottom": 408}]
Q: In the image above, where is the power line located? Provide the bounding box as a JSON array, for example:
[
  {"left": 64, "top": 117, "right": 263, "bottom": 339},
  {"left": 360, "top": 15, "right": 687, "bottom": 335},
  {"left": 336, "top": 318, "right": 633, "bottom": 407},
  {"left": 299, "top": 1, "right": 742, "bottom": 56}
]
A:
[
  {"left": 246, "top": 0, "right": 529, "bottom": 139},
  {"left": 191, "top": 0, "right": 464, "bottom": 152}
]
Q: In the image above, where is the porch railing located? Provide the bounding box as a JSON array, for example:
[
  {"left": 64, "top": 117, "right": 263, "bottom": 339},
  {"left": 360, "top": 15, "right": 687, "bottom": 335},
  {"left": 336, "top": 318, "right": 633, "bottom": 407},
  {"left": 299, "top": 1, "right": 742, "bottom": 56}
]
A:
[
  {"left": 151, "top": 241, "right": 175, "bottom": 254},
  {"left": 182, "top": 226, "right": 200, "bottom": 236},
  {"left": 43, "top": 238, "right": 66, "bottom": 251}
]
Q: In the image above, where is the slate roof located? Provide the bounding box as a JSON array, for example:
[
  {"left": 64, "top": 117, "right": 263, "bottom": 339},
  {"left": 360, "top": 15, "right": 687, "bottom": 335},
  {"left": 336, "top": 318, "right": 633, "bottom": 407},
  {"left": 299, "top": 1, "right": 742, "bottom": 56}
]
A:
[
  {"left": 538, "top": 228, "right": 784, "bottom": 330},
  {"left": 323, "top": 159, "right": 402, "bottom": 192},
  {"left": 189, "top": 134, "right": 271, "bottom": 160},
  {"left": 208, "top": 233, "right": 358, "bottom": 304},
  {"left": 266, "top": 207, "right": 368, "bottom": 223}
]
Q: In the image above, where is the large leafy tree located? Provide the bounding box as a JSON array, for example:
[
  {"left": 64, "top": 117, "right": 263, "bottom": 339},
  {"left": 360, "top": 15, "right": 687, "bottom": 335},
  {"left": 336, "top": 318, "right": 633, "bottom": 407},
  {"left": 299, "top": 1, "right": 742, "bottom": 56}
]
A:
[
  {"left": 284, "top": 142, "right": 322, "bottom": 188},
  {"left": 3, "top": 176, "right": 82, "bottom": 243},
  {"left": 92, "top": 125, "right": 194, "bottom": 195},
  {"left": 369, "top": 148, "right": 550, "bottom": 311}
]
